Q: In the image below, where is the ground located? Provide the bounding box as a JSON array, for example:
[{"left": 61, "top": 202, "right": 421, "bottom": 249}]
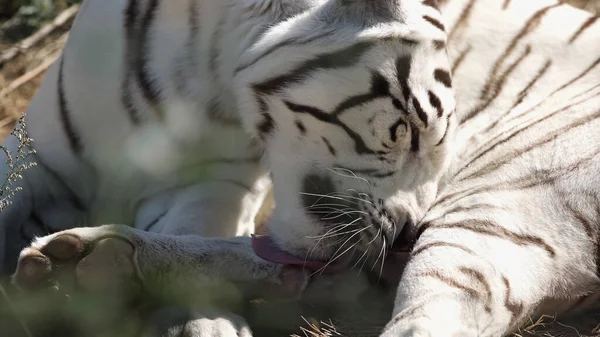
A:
[{"left": 1, "top": 1, "right": 600, "bottom": 336}]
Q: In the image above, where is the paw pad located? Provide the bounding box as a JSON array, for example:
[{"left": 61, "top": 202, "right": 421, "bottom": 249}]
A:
[
  {"left": 13, "top": 233, "right": 138, "bottom": 294},
  {"left": 43, "top": 234, "right": 84, "bottom": 260}
]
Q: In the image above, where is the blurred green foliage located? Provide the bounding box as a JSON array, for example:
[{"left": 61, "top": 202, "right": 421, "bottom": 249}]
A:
[{"left": 0, "top": 0, "right": 82, "bottom": 44}]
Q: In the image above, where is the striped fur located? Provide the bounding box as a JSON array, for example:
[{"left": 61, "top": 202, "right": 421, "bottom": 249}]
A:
[
  {"left": 382, "top": 0, "right": 600, "bottom": 336},
  {"left": 2, "top": 0, "right": 454, "bottom": 270},
  {"left": 4, "top": 0, "right": 600, "bottom": 336}
]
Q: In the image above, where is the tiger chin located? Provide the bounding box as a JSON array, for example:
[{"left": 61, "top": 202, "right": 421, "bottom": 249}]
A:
[{"left": 4, "top": 0, "right": 600, "bottom": 336}]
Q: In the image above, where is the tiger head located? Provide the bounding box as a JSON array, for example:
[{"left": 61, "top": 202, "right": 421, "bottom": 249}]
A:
[{"left": 235, "top": 0, "right": 456, "bottom": 267}]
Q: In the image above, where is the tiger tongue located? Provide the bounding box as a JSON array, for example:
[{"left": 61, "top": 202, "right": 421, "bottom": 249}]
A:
[
  {"left": 251, "top": 234, "right": 411, "bottom": 285},
  {"left": 251, "top": 234, "right": 343, "bottom": 274}
]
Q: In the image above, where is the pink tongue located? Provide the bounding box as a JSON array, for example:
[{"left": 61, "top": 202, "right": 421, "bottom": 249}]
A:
[{"left": 251, "top": 234, "right": 341, "bottom": 274}]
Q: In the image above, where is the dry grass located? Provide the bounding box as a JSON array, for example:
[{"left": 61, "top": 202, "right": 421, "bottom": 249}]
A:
[{"left": 1, "top": 1, "right": 600, "bottom": 337}]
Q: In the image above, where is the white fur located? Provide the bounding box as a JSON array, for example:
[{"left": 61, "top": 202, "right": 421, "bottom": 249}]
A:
[{"left": 5, "top": 0, "right": 600, "bottom": 336}]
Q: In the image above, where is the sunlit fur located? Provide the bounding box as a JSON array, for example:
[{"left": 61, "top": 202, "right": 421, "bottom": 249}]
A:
[
  {"left": 3, "top": 0, "right": 600, "bottom": 336},
  {"left": 0, "top": 0, "right": 455, "bottom": 271}
]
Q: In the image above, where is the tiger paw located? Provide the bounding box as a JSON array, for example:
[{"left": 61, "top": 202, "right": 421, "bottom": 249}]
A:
[{"left": 12, "top": 227, "right": 141, "bottom": 295}]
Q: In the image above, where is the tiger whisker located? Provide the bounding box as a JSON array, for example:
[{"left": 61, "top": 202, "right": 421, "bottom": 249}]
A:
[
  {"left": 306, "top": 202, "right": 358, "bottom": 209},
  {"left": 306, "top": 220, "right": 360, "bottom": 240},
  {"left": 305, "top": 217, "right": 362, "bottom": 262},
  {"left": 311, "top": 237, "right": 362, "bottom": 277},
  {"left": 306, "top": 229, "right": 362, "bottom": 267},
  {"left": 372, "top": 226, "right": 387, "bottom": 273},
  {"left": 321, "top": 210, "right": 368, "bottom": 221},
  {"left": 329, "top": 191, "right": 374, "bottom": 205},
  {"left": 352, "top": 237, "right": 375, "bottom": 273},
  {"left": 312, "top": 225, "right": 370, "bottom": 276},
  {"left": 378, "top": 236, "right": 388, "bottom": 282},
  {"left": 300, "top": 192, "right": 359, "bottom": 207},
  {"left": 354, "top": 226, "right": 381, "bottom": 273},
  {"left": 344, "top": 189, "right": 374, "bottom": 205},
  {"left": 326, "top": 167, "right": 370, "bottom": 185}
]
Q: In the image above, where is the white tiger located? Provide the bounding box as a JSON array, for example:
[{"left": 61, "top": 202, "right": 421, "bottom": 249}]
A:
[{"left": 3, "top": 0, "right": 600, "bottom": 336}]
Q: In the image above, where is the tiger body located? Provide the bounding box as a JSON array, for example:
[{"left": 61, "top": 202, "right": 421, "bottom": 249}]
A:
[
  {"left": 392, "top": 0, "right": 600, "bottom": 334},
  {"left": 3, "top": 0, "right": 600, "bottom": 336}
]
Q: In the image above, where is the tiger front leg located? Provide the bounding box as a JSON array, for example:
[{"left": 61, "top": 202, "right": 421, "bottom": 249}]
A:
[
  {"left": 12, "top": 225, "right": 309, "bottom": 307},
  {"left": 379, "top": 223, "right": 564, "bottom": 337}
]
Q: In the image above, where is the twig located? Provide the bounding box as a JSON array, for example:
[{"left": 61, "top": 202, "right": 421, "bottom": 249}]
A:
[
  {"left": 0, "top": 4, "right": 79, "bottom": 67},
  {"left": 0, "top": 53, "right": 59, "bottom": 99}
]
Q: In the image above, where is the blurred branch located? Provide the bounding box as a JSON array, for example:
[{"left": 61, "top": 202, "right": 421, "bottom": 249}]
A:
[
  {"left": 0, "top": 4, "right": 78, "bottom": 67},
  {"left": 0, "top": 53, "right": 57, "bottom": 98}
]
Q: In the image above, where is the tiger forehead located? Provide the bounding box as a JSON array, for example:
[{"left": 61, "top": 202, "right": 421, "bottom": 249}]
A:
[{"left": 251, "top": 37, "right": 444, "bottom": 96}]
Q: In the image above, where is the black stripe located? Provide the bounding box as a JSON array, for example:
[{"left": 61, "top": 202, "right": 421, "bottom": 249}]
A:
[
  {"left": 411, "top": 241, "right": 474, "bottom": 257},
  {"left": 451, "top": 44, "right": 471, "bottom": 74},
  {"left": 468, "top": 61, "right": 600, "bottom": 163},
  {"left": 569, "top": 15, "right": 598, "bottom": 44},
  {"left": 437, "top": 149, "right": 600, "bottom": 209},
  {"left": 121, "top": 0, "right": 142, "bottom": 124},
  {"left": 436, "top": 113, "right": 451, "bottom": 146},
  {"left": 295, "top": 120, "right": 307, "bottom": 135},
  {"left": 561, "top": 197, "right": 596, "bottom": 240},
  {"left": 321, "top": 137, "right": 337, "bottom": 156},
  {"left": 174, "top": 0, "right": 201, "bottom": 94},
  {"left": 124, "top": 0, "right": 139, "bottom": 42},
  {"left": 136, "top": 0, "right": 162, "bottom": 112},
  {"left": 209, "top": 13, "right": 225, "bottom": 81},
  {"left": 332, "top": 71, "right": 391, "bottom": 117},
  {"left": 389, "top": 117, "right": 407, "bottom": 142},
  {"left": 461, "top": 100, "right": 600, "bottom": 182},
  {"left": 253, "top": 41, "right": 374, "bottom": 96},
  {"left": 511, "top": 59, "right": 552, "bottom": 109},
  {"left": 490, "top": 56, "right": 600, "bottom": 130},
  {"left": 432, "top": 39, "right": 445, "bottom": 51},
  {"left": 188, "top": 0, "right": 199, "bottom": 37},
  {"left": 423, "top": 15, "right": 445, "bottom": 32},
  {"left": 283, "top": 100, "right": 376, "bottom": 155},
  {"left": 417, "top": 220, "right": 556, "bottom": 257},
  {"left": 422, "top": 0, "right": 439, "bottom": 10},
  {"left": 396, "top": 56, "right": 412, "bottom": 96},
  {"left": 145, "top": 211, "right": 167, "bottom": 231},
  {"left": 412, "top": 97, "right": 428, "bottom": 127},
  {"left": 459, "top": 267, "right": 493, "bottom": 311},
  {"left": 333, "top": 166, "right": 395, "bottom": 179},
  {"left": 434, "top": 69, "right": 452, "bottom": 88},
  {"left": 371, "top": 170, "right": 396, "bottom": 178},
  {"left": 58, "top": 57, "right": 83, "bottom": 154},
  {"left": 257, "top": 113, "right": 275, "bottom": 140},
  {"left": 461, "top": 45, "right": 531, "bottom": 124},
  {"left": 410, "top": 124, "right": 420, "bottom": 152},
  {"left": 419, "top": 271, "right": 487, "bottom": 308},
  {"left": 502, "top": 277, "right": 524, "bottom": 327},
  {"left": 478, "top": 4, "right": 560, "bottom": 100},
  {"left": 428, "top": 90, "right": 443, "bottom": 117},
  {"left": 448, "top": 0, "right": 476, "bottom": 41},
  {"left": 234, "top": 30, "right": 335, "bottom": 74}
]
